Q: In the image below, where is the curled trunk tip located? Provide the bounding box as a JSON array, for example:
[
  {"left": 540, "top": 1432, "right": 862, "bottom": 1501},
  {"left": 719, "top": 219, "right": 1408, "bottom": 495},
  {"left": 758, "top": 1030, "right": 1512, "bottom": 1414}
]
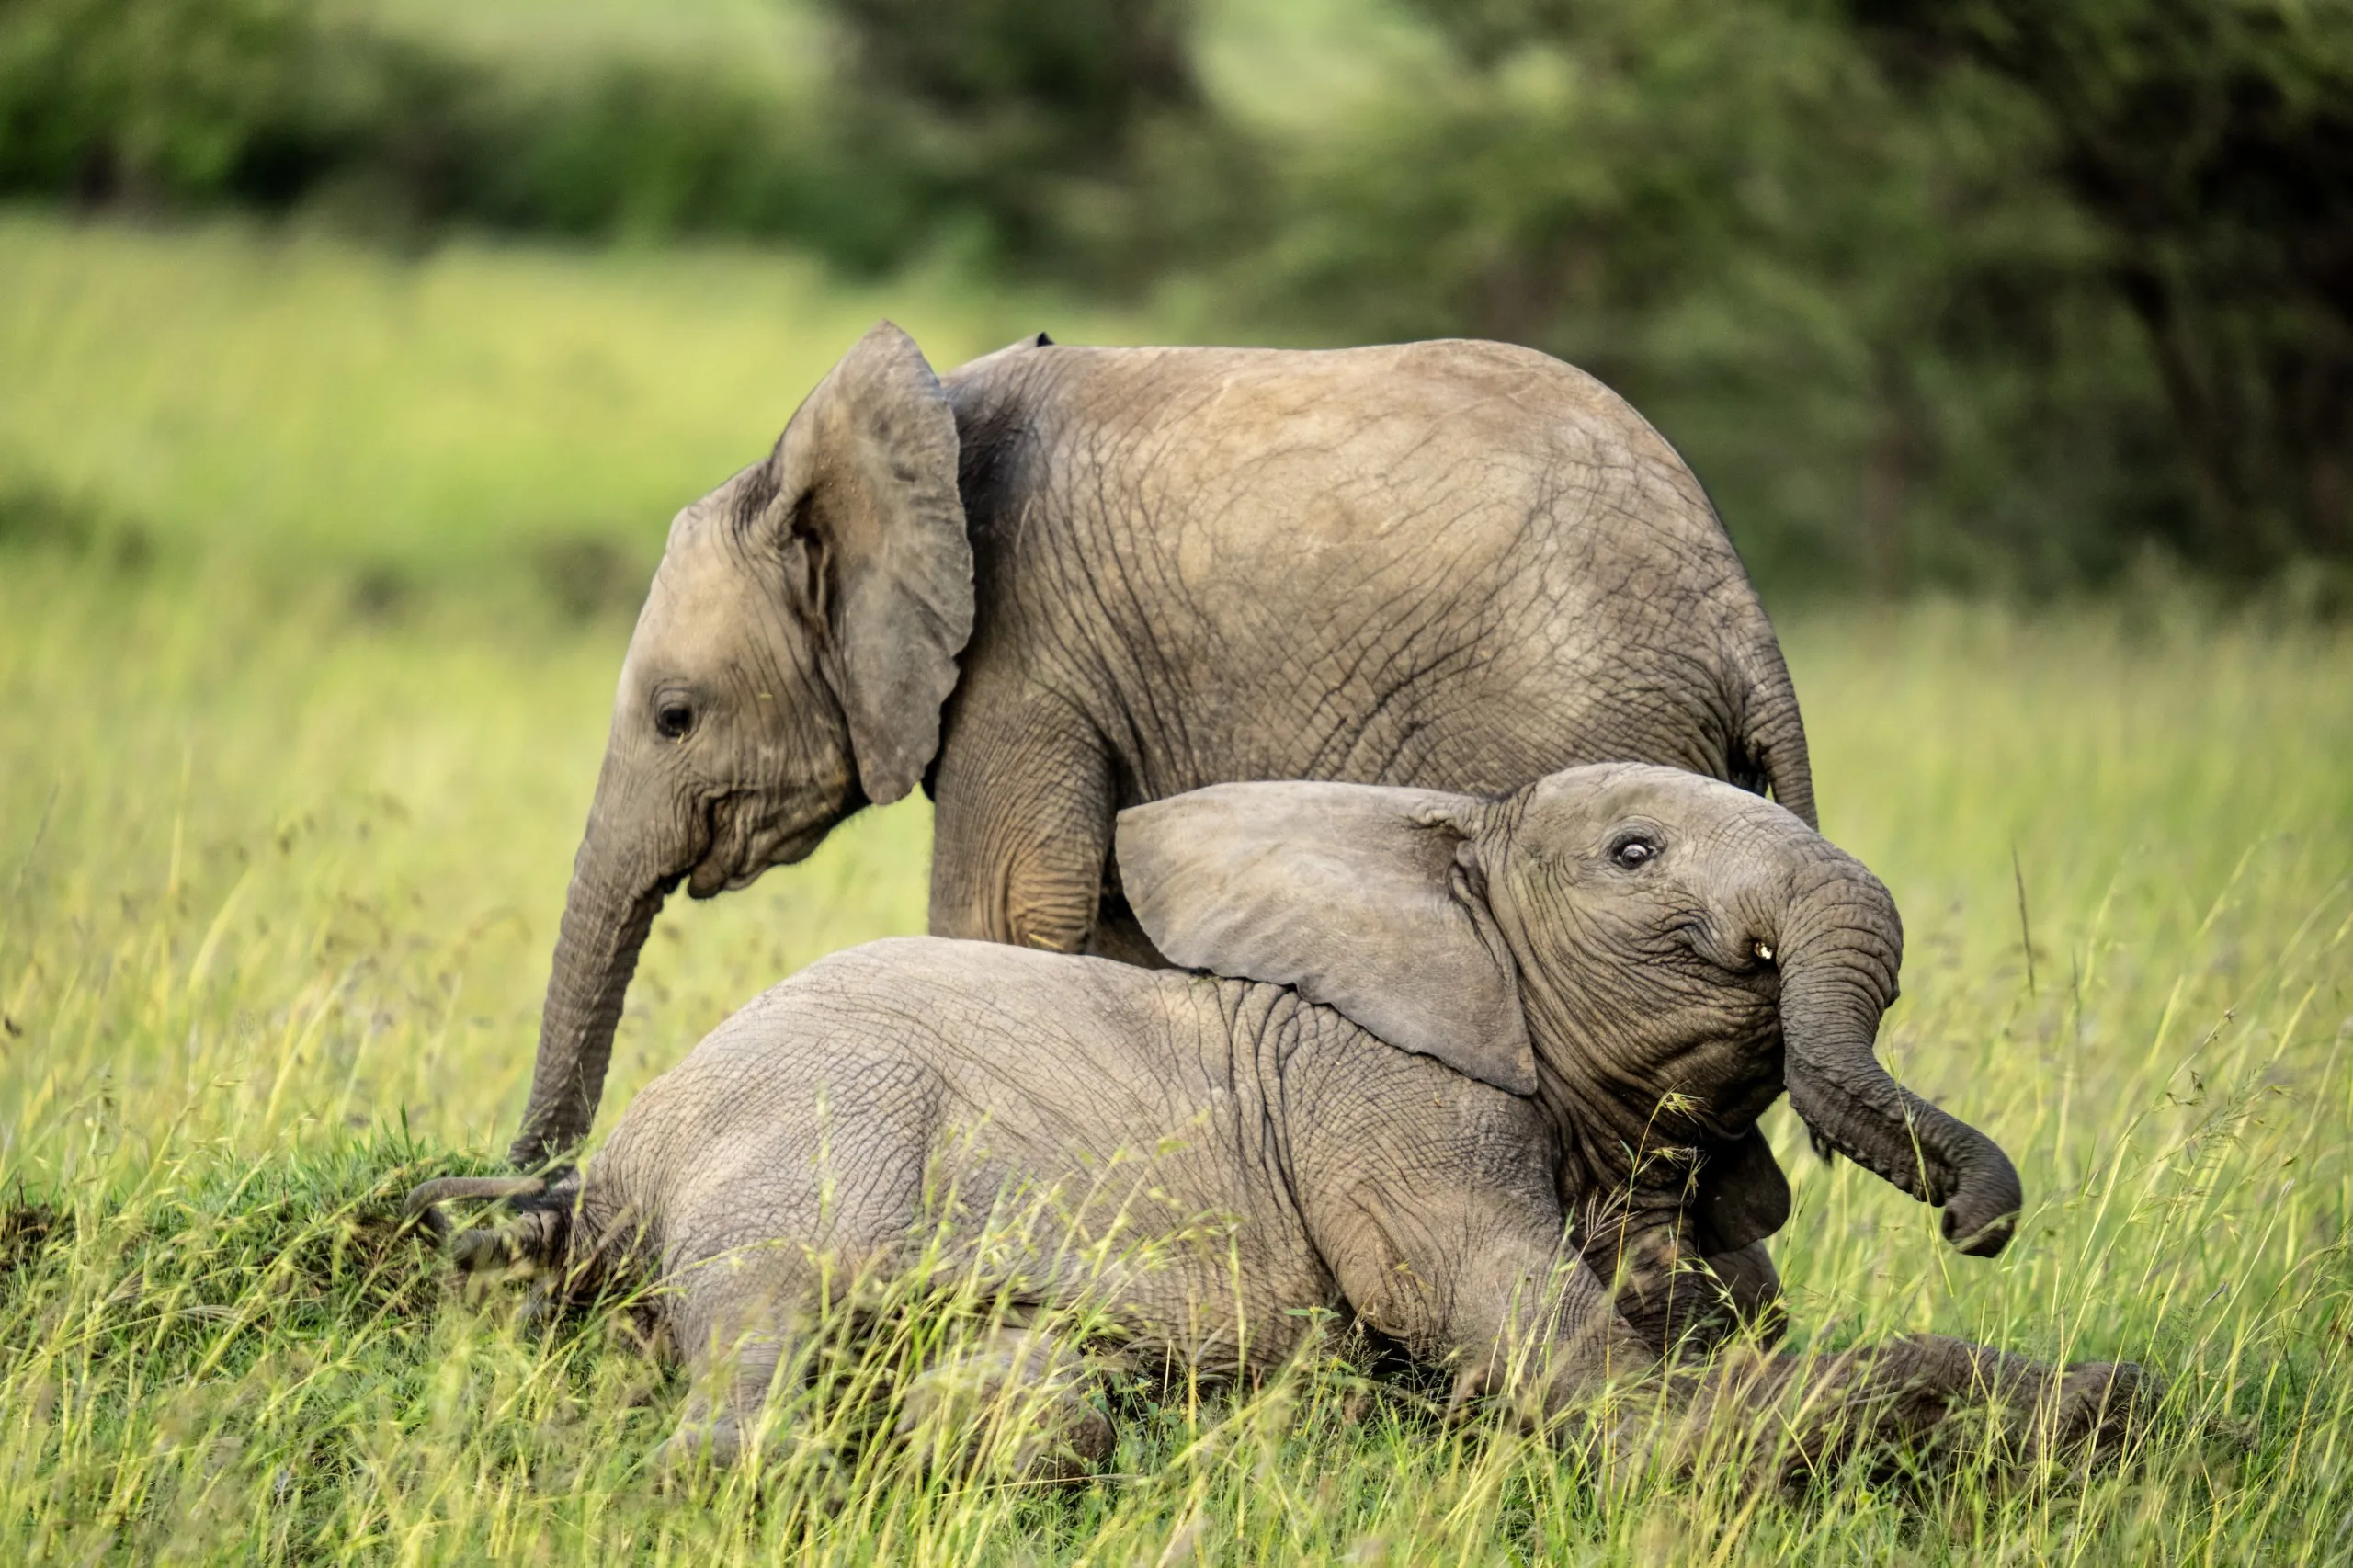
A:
[{"left": 1779, "top": 862, "right": 2021, "bottom": 1258}]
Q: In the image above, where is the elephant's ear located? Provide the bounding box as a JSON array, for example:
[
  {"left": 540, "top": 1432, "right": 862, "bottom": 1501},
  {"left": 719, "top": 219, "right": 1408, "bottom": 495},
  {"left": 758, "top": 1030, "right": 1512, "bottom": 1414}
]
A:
[
  {"left": 765, "top": 321, "right": 973, "bottom": 804},
  {"left": 1116, "top": 782, "right": 1537, "bottom": 1096}
]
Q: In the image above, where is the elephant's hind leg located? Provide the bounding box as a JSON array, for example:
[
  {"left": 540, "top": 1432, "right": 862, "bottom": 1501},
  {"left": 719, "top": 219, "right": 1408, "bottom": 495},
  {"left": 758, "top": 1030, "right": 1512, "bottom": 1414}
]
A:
[
  {"left": 895, "top": 1320, "right": 1125, "bottom": 1483},
  {"left": 657, "top": 1248, "right": 827, "bottom": 1478},
  {"left": 659, "top": 1327, "right": 792, "bottom": 1478}
]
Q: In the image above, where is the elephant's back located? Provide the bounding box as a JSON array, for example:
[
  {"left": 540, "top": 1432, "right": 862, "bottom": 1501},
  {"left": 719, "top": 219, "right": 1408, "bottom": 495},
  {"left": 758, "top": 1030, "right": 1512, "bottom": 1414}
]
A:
[
  {"left": 604, "top": 938, "right": 1256, "bottom": 1184},
  {"left": 954, "top": 336, "right": 1733, "bottom": 563},
  {"left": 949, "top": 340, "right": 1782, "bottom": 798}
]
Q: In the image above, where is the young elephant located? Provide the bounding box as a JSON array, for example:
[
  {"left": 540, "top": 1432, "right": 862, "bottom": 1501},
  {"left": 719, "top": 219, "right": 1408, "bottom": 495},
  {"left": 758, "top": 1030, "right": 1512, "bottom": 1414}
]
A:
[
  {"left": 514, "top": 325, "right": 1819, "bottom": 1174},
  {"left": 421, "top": 767, "right": 2133, "bottom": 1476}
]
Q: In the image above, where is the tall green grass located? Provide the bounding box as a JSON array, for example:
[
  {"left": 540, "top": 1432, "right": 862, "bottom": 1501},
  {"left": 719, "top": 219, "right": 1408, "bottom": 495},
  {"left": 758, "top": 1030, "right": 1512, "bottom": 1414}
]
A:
[{"left": 2, "top": 215, "right": 2349, "bottom": 1562}]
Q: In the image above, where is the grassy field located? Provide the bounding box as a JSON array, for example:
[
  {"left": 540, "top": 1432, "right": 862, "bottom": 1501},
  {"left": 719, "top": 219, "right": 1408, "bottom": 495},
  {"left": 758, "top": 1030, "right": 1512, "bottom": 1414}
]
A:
[{"left": 2, "top": 213, "right": 2350, "bottom": 1562}]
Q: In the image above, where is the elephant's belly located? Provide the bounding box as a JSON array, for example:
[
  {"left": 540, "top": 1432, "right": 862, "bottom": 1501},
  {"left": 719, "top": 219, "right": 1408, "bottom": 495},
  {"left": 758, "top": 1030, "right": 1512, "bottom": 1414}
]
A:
[{"left": 917, "top": 1141, "right": 1340, "bottom": 1378}]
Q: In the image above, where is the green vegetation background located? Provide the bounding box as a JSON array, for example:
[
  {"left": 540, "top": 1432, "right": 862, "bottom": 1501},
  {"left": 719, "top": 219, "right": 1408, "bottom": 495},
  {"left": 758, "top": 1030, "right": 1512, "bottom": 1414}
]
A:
[
  {"left": 4, "top": 0, "right": 2351, "bottom": 595},
  {"left": 0, "top": 0, "right": 2350, "bottom": 1558}
]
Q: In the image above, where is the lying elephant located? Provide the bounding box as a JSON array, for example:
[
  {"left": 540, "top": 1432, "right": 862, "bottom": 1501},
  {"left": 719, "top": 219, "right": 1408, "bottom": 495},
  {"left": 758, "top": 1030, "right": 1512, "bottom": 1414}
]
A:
[
  {"left": 420, "top": 766, "right": 2131, "bottom": 1478},
  {"left": 514, "top": 325, "right": 1819, "bottom": 1171}
]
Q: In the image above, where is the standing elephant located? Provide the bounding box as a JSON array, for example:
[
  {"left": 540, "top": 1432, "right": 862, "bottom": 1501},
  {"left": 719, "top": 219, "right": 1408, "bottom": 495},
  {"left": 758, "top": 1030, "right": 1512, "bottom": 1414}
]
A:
[
  {"left": 512, "top": 324, "right": 1816, "bottom": 1171},
  {"left": 420, "top": 767, "right": 2084, "bottom": 1479}
]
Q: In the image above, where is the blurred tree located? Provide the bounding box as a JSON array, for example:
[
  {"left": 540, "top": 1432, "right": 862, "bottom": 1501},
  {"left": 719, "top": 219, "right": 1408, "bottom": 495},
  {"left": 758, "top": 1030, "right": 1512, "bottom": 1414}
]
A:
[
  {"left": 0, "top": 0, "right": 886, "bottom": 252},
  {"left": 813, "top": 0, "right": 1225, "bottom": 277},
  {"left": 0, "top": 0, "right": 328, "bottom": 202},
  {"left": 1853, "top": 0, "right": 2353, "bottom": 574},
  {"left": 5, "top": 0, "right": 2341, "bottom": 593},
  {"left": 1225, "top": 0, "right": 2177, "bottom": 594}
]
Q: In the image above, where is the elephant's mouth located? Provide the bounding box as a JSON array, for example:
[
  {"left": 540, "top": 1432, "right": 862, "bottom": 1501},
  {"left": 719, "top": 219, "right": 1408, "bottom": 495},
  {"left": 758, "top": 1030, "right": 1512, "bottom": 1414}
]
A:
[
  {"left": 1670, "top": 915, "right": 1781, "bottom": 989},
  {"left": 685, "top": 784, "right": 860, "bottom": 899}
]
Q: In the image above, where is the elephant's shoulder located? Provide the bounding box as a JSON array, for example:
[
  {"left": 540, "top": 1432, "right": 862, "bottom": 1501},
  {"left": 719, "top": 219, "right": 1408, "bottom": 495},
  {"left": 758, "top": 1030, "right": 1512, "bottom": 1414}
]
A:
[{"left": 1285, "top": 998, "right": 1539, "bottom": 1116}]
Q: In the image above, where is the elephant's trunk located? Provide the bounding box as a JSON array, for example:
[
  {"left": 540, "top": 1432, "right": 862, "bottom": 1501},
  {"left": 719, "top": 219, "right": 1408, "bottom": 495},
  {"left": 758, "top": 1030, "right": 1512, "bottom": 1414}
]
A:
[
  {"left": 508, "top": 811, "right": 674, "bottom": 1170},
  {"left": 1776, "top": 858, "right": 2021, "bottom": 1256}
]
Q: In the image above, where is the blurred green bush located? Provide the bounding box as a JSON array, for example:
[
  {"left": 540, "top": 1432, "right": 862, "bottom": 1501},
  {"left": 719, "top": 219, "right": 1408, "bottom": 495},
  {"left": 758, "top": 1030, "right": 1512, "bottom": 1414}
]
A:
[
  {"left": 0, "top": 0, "right": 2344, "bottom": 595},
  {"left": 1852, "top": 0, "right": 2353, "bottom": 580},
  {"left": 1220, "top": 0, "right": 2351, "bottom": 592},
  {"left": 0, "top": 0, "right": 909, "bottom": 255}
]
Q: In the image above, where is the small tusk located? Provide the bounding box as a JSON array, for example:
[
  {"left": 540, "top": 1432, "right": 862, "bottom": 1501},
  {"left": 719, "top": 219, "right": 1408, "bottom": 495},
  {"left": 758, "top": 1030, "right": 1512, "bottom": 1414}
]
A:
[{"left": 1754, "top": 941, "right": 1775, "bottom": 962}]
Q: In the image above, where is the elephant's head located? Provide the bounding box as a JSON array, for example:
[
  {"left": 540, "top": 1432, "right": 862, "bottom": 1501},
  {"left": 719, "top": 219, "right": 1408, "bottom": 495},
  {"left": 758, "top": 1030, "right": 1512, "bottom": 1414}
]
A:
[
  {"left": 511, "top": 323, "right": 973, "bottom": 1168},
  {"left": 1116, "top": 764, "right": 2021, "bottom": 1260}
]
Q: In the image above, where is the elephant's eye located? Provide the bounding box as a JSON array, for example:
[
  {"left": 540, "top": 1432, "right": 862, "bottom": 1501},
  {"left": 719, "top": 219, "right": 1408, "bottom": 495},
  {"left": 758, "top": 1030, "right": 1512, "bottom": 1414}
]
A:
[
  {"left": 1609, "top": 833, "right": 1660, "bottom": 869},
  {"left": 654, "top": 699, "right": 695, "bottom": 741}
]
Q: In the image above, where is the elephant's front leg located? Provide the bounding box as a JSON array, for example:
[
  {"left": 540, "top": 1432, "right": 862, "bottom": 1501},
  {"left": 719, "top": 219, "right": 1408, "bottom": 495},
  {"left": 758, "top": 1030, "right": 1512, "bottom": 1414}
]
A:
[
  {"left": 1698, "top": 1240, "right": 1785, "bottom": 1346},
  {"left": 1588, "top": 1231, "right": 1786, "bottom": 1357},
  {"left": 1451, "top": 1248, "right": 1666, "bottom": 1421},
  {"left": 1575, "top": 1187, "right": 1785, "bottom": 1357},
  {"left": 928, "top": 679, "right": 1116, "bottom": 954},
  {"left": 1323, "top": 1202, "right": 1656, "bottom": 1424},
  {"left": 1625, "top": 1334, "right": 2154, "bottom": 1489}
]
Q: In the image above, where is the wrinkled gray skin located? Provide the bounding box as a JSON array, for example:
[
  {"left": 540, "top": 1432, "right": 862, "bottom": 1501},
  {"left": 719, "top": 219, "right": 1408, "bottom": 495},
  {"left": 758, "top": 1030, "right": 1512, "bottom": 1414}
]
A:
[
  {"left": 427, "top": 767, "right": 2135, "bottom": 1479},
  {"left": 513, "top": 324, "right": 1819, "bottom": 1179}
]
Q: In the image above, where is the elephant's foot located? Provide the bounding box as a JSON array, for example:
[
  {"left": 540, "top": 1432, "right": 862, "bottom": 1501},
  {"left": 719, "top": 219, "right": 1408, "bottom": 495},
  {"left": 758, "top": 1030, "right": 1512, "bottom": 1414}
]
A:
[
  {"left": 657, "top": 1409, "right": 751, "bottom": 1483},
  {"left": 896, "top": 1324, "right": 1120, "bottom": 1483}
]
